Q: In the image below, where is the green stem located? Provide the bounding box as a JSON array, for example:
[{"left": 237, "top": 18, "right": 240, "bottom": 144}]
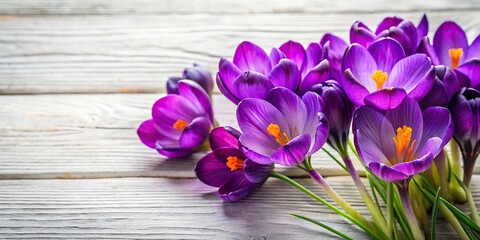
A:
[
  {"left": 397, "top": 183, "right": 425, "bottom": 240},
  {"left": 386, "top": 182, "right": 395, "bottom": 240},
  {"left": 466, "top": 185, "right": 480, "bottom": 225},
  {"left": 438, "top": 201, "right": 470, "bottom": 240},
  {"left": 270, "top": 171, "right": 382, "bottom": 240},
  {"left": 342, "top": 155, "right": 388, "bottom": 232},
  {"left": 450, "top": 140, "right": 461, "bottom": 177}
]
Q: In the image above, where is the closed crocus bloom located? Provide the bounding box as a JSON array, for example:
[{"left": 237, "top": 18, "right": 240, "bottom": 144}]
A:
[
  {"left": 166, "top": 64, "right": 214, "bottom": 95},
  {"left": 237, "top": 87, "right": 329, "bottom": 166},
  {"left": 195, "top": 127, "right": 273, "bottom": 202},
  {"left": 419, "top": 65, "right": 471, "bottom": 109},
  {"left": 216, "top": 41, "right": 329, "bottom": 104},
  {"left": 311, "top": 81, "right": 354, "bottom": 154},
  {"left": 350, "top": 15, "right": 428, "bottom": 56},
  {"left": 450, "top": 88, "right": 480, "bottom": 187},
  {"left": 137, "top": 80, "right": 214, "bottom": 158},
  {"left": 342, "top": 38, "right": 435, "bottom": 110},
  {"left": 353, "top": 97, "right": 453, "bottom": 183}
]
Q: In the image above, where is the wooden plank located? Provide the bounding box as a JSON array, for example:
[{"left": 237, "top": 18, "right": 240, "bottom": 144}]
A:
[
  {"left": 1, "top": 176, "right": 478, "bottom": 239},
  {"left": 0, "top": 0, "right": 478, "bottom": 15},
  {"left": 0, "top": 93, "right": 358, "bottom": 178},
  {"left": 0, "top": 12, "right": 479, "bottom": 94}
]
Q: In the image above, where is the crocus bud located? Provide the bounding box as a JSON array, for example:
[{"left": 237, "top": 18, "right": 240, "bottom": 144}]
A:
[
  {"left": 449, "top": 87, "right": 480, "bottom": 187},
  {"left": 312, "top": 80, "right": 354, "bottom": 156},
  {"left": 166, "top": 64, "right": 214, "bottom": 95}
]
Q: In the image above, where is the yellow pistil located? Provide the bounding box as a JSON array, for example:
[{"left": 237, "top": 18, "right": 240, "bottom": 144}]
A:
[
  {"left": 267, "top": 123, "right": 291, "bottom": 146},
  {"left": 173, "top": 119, "right": 188, "bottom": 131},
  {"left": 449, "top": 48, "right": 463, "bottom": 69},
  {"left": 226, "top": 156, "right": 244, "bottom": 171},
  {"left": 392, "top": 125, "right": 416, "bottom": 164},
  {"left": 371, "top": 70, "right": 388, "bottom": 90}
]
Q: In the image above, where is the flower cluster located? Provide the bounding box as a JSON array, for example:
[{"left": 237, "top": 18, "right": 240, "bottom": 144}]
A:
[{"left": 138, "top": 15, "right": 480, "bottom": 239}]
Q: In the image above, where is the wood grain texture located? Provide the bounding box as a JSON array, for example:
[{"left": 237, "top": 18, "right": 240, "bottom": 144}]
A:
[
  {"left": 0, "top": 0, "right": 479, "bottom": 15},
  {"left": 0, "top": 12, "right": 479, "bottom": 94},
  {"left": 1, "top": 176, "right": 478, "bottom": 239},
  {"left": 0, "top": 93, "right": 360, "bottom": 178}
]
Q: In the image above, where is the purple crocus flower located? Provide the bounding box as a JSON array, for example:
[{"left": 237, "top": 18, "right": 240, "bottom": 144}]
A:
[
  {"left": 236, "top": 87, "right": 329, "bottom": 166},
  {"left": 137, "top": 80, "right": 214, "bottom": 158},
  {"left": 217, "top": 41, "right": 329, "bottom": 104},
  {"left": 450, "top": 88, "right": 480, "bottom": 187},
  {"left": 419, "top": 65, "right": 471, "bottom": 109},
  {"left": 320, "top": 34, "right": 349, "bottom": 81},
  {"left": 311, "top": 80, "right": 354, "bottom": 154},
  {"left": 342, "top": 38, "right": 435, "bottom": 110},
  {"left": 353, "top": 96, "right": 453, "bottom": 183},
  {"left": 167, "top": 63, "right": 214, "bottom": 95},
  {"left": 195, "top": 127, "right": 273, "bottom": 202},
  {"left": 350, "top": 15, "right": 428, "bottom": 56}
]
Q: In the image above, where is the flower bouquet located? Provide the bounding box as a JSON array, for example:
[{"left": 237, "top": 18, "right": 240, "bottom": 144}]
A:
[{"left": 138, "top": 14, "right": 480, "bottom": 239}]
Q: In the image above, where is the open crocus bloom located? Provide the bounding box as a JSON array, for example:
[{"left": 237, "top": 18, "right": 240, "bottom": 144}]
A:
[
  {"left": 217, "top": 40, "right": 329, "bottom": 104},
  {"left": 137, "top": 80, "right": 214, "bottom": 158},
  {"left": 350, "top": 15, "right": 428, "bottom": 56},
  {"left": 195, "top": 127, "right": 273, "bottom": 202},
  {"left": 342, "top": 38, "right": 435, "bottom": 110},
  {"left": 353, "top": 97, "right": 453, "bottom": 183},
  {"left": 237, "top": 87, "right": 329, "bottom": 166}
]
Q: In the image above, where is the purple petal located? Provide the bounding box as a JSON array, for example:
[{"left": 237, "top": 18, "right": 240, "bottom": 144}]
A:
[
  {"left": 467, "top": 34, "right": 480, "bottom": 60},
  {"left": 407, "top": 67, "right": 436, "bottom": 101},
  {"left": 375, "top": 17, "right": 404, "bottom": 35},
  {"left": 166, "top": 77, "right": 182, "bottom": 94},
  {"left": 213, "top": 147, "right": 246, "bottom": 166},
  {"left": 271, "top": 134, "right": 311, "bottom": 166},
  {"left": 266, "top": 87, "right": 307, "bottom": 133},
  {"left": 416, "top": 14, "right": 429, "bottom": 45},
  {"left": 233, "top": 41, "right": 272, "bottom": 75},
  {"left": 386, "top": 54, "right": 434, "bottom": 97},
  {"left": 179, "top": 116, "right": 211, "bottom": 148},
  {"left": 392, "top": 152, "right": 434, "bottom": 177},
  {"left": 364, "top": 88, "right": 407, "bottom": 111},
  {"left": 237, "top": 98, "right": 289, "bottom": 138},
  {"left": 156, "top": 148, "right": 193, "bottom": 159},
  {"left": 195, "top": 152, "right": 232, "bottom": 187},
  {"left": 308, "top": 113, "right": 329, "bottom": 156},
  {"left": 267, "top": 59, "right": 301, "bottom": 91},
  {"left": 396, "top": 21, "right": 418, "bottom": 55},
  {"left": 244, "top": 159, "right": 274, "bottom": 183},
  {"left": 209, "top": 127, "right": 241, "bottom": 151},
  {"left": 232, "top": 71, "right": 274, "bottom": 100},
  {"left": 417, "top": 37, "right": 440, "bottom": 65},
  {"left": 138, "top": 119, "right": 161, "bottom": 149},
  {"left": 420, "top": 107, "right": 453, "bottom": 155},
  {"left": 342, "top": 44, "right": 378, "bottom": 91},
  {"left": 178, "top": 80, "right": 213, "bottom": 123},
  {"left": 321, "top": 33, "right": 348, "bottom": 80},
  {"left": 279, "top": 40, "right": 306, "bottom": 70},
  {"left": 433, "top": 21, "right": 468, "bottom": 66},
  {"left": 367, "top": 38, "right": 405, "bottom": 73},
  {"left": 302, "top": 42, "right": 323, "bottom": 75},
  {"left": 350, "top": 21, "right": 376, "bottom": 46},
  {"left": 269, "top": 48, "right": 286, "bottom": 67},
  {"left": 218, "top": 173, "right": 257, "bottom": 202},
  {"left": 457, "top": 59, "right": 480, "bottom": 88},
  {"left": 240, "top": 133, "right": 277, "bottom": 163},
  {"left": 217, "top": 58, "right": 242, "bottom": 104},
  {"left": 298, "top": 59, "right": 330, "bottom": 95},
  {"left": 302, "top": 91, "right": 325, "bottom": 135},
  {"left": 367, "top": 161, "right": 410, "bottom": 182},
  {"left": 418, "top": 79, "right": 449, "bottom": 109},
  {"left": 451, "top": 92, "right": 474, "bottom": 139},
  {"left": 152, "top": 94, "right": 197, "bottom": 136},
  {"left": 342, "top": 69, "right": 371, "bottom": 106}
]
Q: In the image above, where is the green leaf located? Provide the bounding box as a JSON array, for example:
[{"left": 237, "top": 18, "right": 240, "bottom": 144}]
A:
[
  {"left": 430, "top": 188, "right": 441, "bottom": 240},
  {"left": 290, "top": 213, "right": 354, "bottom": 240}
]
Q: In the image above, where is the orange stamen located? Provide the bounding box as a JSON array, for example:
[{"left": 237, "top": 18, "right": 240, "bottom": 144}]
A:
[
  {"left": 226, "top": 156, "right": 244, "bottom": 171},
  {"left": 392, "top": 125, "right": 416, "bottom": 164},
  {"left": 371, "top": 70, "right": 388, "bottom": 90},
  {"left": 267, "top": 123, "right": 291, "bottom": 146},
  {"left": 449, "top": 48, "right": 463, "bottom": 69},
  {"left": 173, "top": 120, "right": 188, "bottom": 131}
]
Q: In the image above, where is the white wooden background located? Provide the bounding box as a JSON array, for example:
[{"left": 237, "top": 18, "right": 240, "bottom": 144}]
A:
[{"left": 0, "top": 0, "right": 479, "bottom": 239}]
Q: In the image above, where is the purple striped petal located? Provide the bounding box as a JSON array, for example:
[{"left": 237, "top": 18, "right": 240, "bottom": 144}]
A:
[
  {"left": 298, "top": 59, "right": 330, "bottom": 95},
  {"left": 179, "top": 116, "right": 211, "bottom": 148},
  {"left": 416, "top": 14, "right": 429, "bottom": 45},
  {"left": 467, "top": 35, "right": 480, "bottom": 60},
  {"left": 268, "top": 59, "right": 301, "bottom": 91},
  {"left": 420, "top": 107, "right": 453, "bottom": 156},
  {"left": 375, "top": 17, "right": 403, "bottom": 35},
  {"left": 232, "top": 71, "right": 274, "bottom": 100},
  {"left": 343, "top": 69, "right": 371, "bottom": 106},
  {"left": 457, "top": 59, "right": 480, "bottom": 88},
  {"left": 279, "top": 40, "right": 306, "bottom": 70},
  {"left": 367, "top": 38, "right": 405, "bottom": 73},
  {"left": 266, "top": 87, "right": 307, "bottom": 133},
  {"left": 178, "top": 80, "right": 213, "bottom": 123},
  {"left": 391, "top": 152, "right": 434, "bottom": 177},
  {"left": 138, "top": 119, "right": 162, "bottom": 149},
  {"left": 271, "top": 134, "right": 311, "bottom": 166},
  {"left": 342, "top": 44, "right": 378, "bottom": 91},
  {"left": 233, "top": 41, "right": 272, "bottom": 75},
  {"left": 385, "top": 97, "right": 423, "bottom": 148},
  {"left": 364, "top": 88, "right": 407, "bottom": 111},
  {"left": 244, "top": 159, "right": 274, "bottom": 183},
  {"left": 321, "top": 33, "right": 348, "bottom": 80},
  {"left": 433, "top": 21, "right": 468, "bottom": 66},
  {"left": 217, "top": 58, "right": 242, "bottom": 104},
  {"left": 302, "top": 91, "right": 325, "bottom": 135},
  {"left": 269, "top": 48, "right": 286, "bottom": 67},
  {"left": 417, "top": 37, "right": 440, "bottom": 65},
  {"left": 209, "top": 127, "right": 241, "bottom": 150},
  {"left": 367, "top": 161, "right": 410, "bottom": 182},
  {"left": 308, "top": 113, "right": 329, "bottom": 156},
  {"left": 386, "top": 54, "right": 434, "bottom": 97},
  {"left": 350, "top": 21, "right": 376, "bottom": 46},
  {"left": 218, "top": 173, "right": 257, "bottom": 202},
  {"left": 302, "top": 43, "right": 323, "bottom": 75},
  {"left": 195, "top": 152, "right": 232, "bottom": 187}
]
